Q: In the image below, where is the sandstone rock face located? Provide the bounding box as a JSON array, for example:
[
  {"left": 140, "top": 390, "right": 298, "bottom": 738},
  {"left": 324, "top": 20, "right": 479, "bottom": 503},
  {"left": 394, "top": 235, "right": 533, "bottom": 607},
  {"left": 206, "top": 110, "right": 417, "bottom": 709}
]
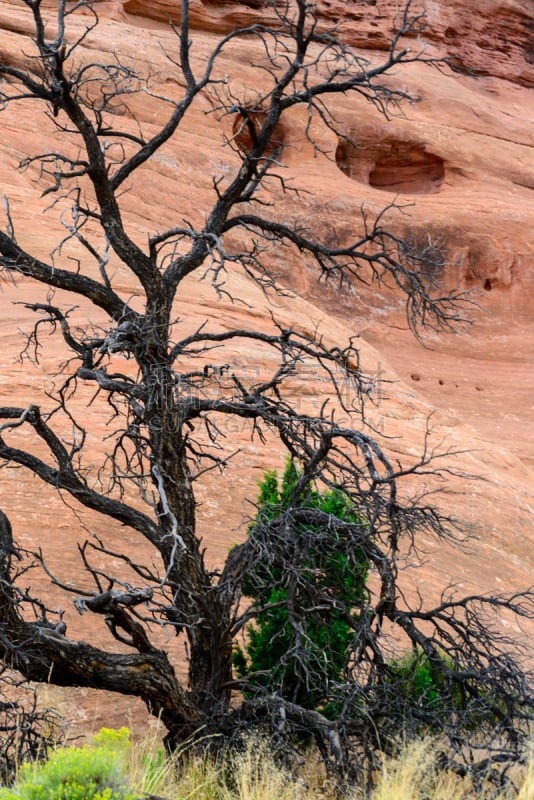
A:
[
  {"left": 0, "top": 0, "right": 533, "bottom": 731},
  {"left": 120, "top": 0, "right": 534, "bottom": 86},
  {"left": 318, "top": 0, "right": 534, "bottom": 87}
]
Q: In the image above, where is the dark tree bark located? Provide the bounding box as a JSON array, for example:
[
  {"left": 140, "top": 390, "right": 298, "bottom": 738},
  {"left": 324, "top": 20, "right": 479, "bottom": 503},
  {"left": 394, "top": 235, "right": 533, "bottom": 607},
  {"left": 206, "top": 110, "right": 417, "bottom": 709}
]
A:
[{"left": 0, "top": 0, "right": 531, "bottom": 790}]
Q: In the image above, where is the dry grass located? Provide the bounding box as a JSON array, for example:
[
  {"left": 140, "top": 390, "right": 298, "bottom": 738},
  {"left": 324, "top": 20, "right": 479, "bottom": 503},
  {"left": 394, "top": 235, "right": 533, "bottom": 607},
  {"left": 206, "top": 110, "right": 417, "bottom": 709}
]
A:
[
  {"left": 2, "top": 707, "right": 531, "bottom": 800},
  {"left": 372, "top": 738, "right": 512, "bottom": 800},
  {"left": 126, "top": 731, "right": 534, "bottom": 800},
  {"left": 127, "top": 732, "right": 305, "bottom": 800}
]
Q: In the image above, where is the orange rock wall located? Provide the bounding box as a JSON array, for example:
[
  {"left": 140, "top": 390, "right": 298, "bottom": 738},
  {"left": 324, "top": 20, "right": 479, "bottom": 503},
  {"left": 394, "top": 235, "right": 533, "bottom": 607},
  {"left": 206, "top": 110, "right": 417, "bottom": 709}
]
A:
[{"left": 0, "top": 0, "right": 533, "bottom": 730}]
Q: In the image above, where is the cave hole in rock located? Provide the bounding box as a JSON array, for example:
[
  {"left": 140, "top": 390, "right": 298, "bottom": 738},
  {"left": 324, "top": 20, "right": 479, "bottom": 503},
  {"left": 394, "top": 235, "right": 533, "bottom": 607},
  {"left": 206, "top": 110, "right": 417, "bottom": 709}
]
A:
[
  {"left": 232, "top": 107, "right": 286, "bottom": 158},
  {"left": 336, "top": 138, "right": 445, "bottom": 194},
  {"left": 231, "top": 0, "right": 268, "bottom": 7}
]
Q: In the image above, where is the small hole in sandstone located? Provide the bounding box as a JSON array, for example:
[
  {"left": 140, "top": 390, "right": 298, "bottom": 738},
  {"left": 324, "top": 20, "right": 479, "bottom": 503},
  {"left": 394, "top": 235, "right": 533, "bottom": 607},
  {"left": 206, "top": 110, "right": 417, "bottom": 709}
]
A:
[
  {"left": 411, "top": 373, "right": 421, "bottom": 382},
  {"left": 232, "top": 107, "right": 286, "bottom": 157},
  {"left": 438, "top": 379, "right": 444, "bottom": 385},
  {"left": 483, "top": 278, "right": 492, "bottom": 291}
]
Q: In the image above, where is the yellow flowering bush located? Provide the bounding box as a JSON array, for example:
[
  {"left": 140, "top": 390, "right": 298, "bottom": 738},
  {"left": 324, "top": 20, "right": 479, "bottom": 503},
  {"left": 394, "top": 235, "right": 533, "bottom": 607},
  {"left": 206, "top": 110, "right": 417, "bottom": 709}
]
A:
[{"left": 0, "top": 728, "right": 133, "bottom": 800}]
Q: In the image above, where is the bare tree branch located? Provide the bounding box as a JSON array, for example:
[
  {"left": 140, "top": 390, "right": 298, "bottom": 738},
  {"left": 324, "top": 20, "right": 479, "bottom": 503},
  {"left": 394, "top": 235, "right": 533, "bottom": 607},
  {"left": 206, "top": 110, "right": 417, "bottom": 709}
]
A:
[{"left": 0, "top": 1, "right": 530, "bottom": 791}]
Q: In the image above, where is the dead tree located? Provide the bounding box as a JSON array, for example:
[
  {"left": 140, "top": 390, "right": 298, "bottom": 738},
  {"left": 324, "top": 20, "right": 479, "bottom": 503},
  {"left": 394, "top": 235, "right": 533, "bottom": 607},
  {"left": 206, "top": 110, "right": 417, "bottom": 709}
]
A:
[{"left": 0, "top": 0, "right": 531, "bottom": 788}]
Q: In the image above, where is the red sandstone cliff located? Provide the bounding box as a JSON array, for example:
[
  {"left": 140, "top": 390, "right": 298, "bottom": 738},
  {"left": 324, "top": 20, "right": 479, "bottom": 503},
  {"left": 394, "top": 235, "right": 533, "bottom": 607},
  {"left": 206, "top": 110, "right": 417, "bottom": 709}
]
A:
[{"left": 0, "top": 0, "right": 532, "bottom": 730}]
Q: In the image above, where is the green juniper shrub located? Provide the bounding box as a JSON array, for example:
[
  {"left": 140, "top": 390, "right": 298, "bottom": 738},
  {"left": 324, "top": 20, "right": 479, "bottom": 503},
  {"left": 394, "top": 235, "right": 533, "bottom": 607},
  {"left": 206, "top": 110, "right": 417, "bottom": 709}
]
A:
[
  {"left": 386, "top": 645, "right": 525, "bottom": 732},
  {"left": 382, "top": 647, "right": 506, "bottom": 735},
  {"left": 234, "top": 462, "right": 515, "bottom": 738},
  {"left": 386, "top": 648, "right": 463, "bottom": 716},
  {"left": 234, "top": 459, "right": 368, "bottom": 717}
]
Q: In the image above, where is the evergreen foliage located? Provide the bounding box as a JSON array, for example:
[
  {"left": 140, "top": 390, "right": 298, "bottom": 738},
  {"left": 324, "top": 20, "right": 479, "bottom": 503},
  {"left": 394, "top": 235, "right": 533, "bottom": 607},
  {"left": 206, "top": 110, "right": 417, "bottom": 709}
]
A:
[
  {"left": 235, "top": 460, "right": 367, "bottom": 715},
  {"left": 0, "top": 1, "right": 532, "bottom": 788},
  {"left": 386, "top": 648, "right": 464, "bottom": 717}
]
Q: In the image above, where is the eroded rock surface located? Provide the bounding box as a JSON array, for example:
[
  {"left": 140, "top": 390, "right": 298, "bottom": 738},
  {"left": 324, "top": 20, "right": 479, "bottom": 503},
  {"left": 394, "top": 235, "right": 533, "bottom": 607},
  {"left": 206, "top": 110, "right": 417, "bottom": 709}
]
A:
[{"left": 0, "top": 0, "right": 533, "bottom": 731}]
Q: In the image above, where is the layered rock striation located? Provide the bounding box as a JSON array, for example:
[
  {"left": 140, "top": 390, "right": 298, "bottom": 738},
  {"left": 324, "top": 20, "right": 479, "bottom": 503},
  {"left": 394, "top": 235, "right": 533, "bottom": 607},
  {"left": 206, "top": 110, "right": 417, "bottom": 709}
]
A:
[{"left": 0, "top": 0, "right": 532, "bottom": 728}]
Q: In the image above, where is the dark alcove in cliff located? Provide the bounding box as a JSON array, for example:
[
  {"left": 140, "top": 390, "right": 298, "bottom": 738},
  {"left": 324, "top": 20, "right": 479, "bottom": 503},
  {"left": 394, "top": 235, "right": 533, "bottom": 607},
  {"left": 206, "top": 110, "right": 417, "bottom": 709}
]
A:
[{"left": 336, "top": 138, "right": 445, "bottom": 194}]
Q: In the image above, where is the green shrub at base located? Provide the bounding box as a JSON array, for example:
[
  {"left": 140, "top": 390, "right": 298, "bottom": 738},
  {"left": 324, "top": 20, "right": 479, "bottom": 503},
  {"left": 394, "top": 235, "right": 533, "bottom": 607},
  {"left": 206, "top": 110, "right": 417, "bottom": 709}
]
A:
[
  {"left": 387, "top": 649, "right": 462, "bottom": 714},
  {"left": 0, "top": 728, "right": 133, "bottom": 800}
]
